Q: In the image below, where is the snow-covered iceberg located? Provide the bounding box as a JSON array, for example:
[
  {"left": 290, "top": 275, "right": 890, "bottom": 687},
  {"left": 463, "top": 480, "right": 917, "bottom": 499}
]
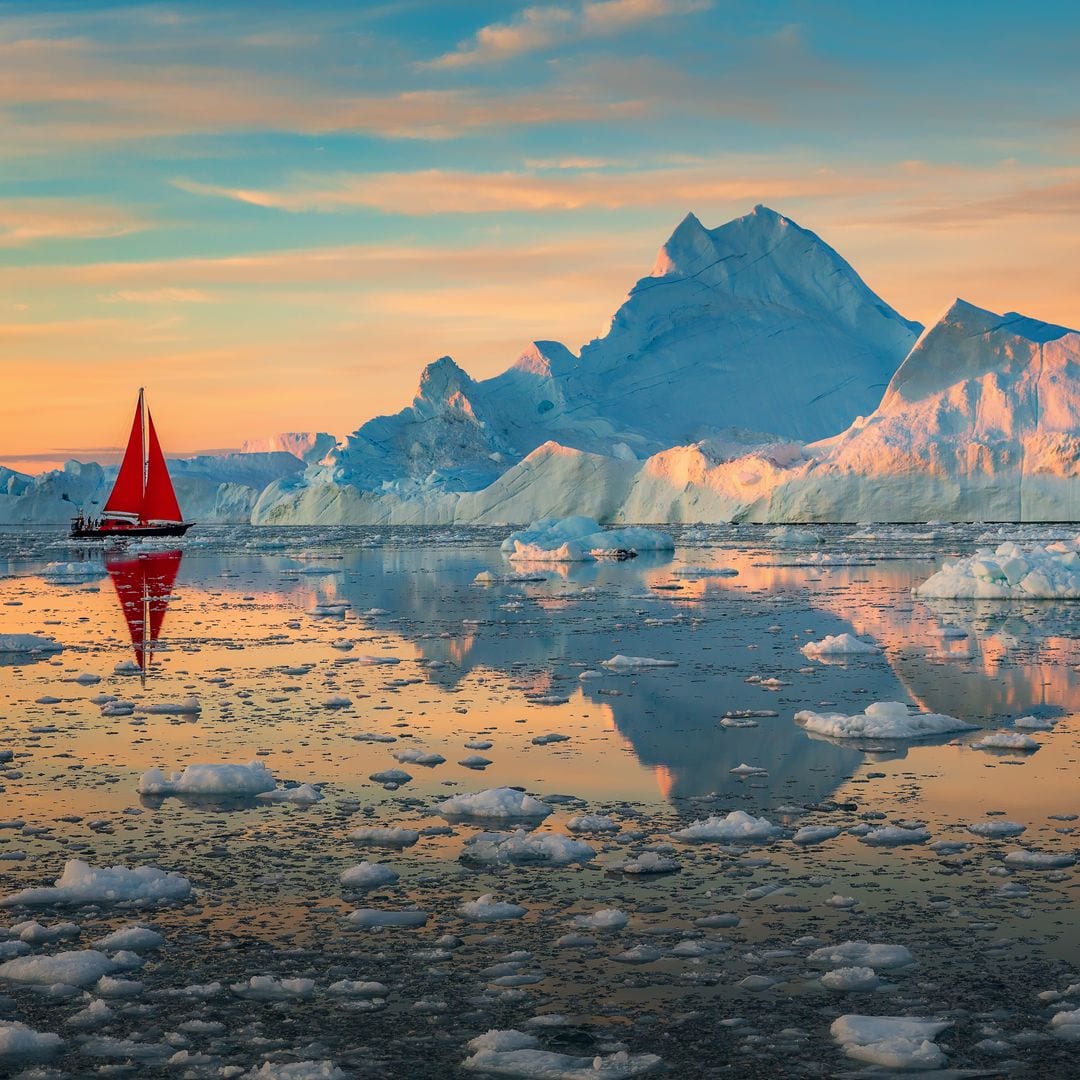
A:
[
  {"left": 915, "top": 538, "right": 1080, "bottom": 598},
  {"left": 500, "top": 517, "right": 673, "bottom": 563},
  {"left": 795, "top": 701, "right": 979, "bottom": 740}
]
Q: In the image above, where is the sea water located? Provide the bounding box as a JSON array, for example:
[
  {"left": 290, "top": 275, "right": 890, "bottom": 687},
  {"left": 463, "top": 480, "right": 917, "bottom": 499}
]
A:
[{"left": 0, "top": 524, "right": 1076, "bottom": 1077}]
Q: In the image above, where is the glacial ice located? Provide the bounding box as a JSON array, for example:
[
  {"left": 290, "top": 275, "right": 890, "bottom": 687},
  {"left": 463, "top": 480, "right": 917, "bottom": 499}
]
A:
[
  {"left": 672, "top": 811, "right": 779, "bottom": 843},
  {"left": 800, "top": 633, "right": 881, "bottom": 659},
  {"left": 830, "top": 1014, "right": 950, "bottom": 1070},
  {"left": 438, "top": 788, "right": 552, "bottom": 820},
  {"left": 137, "top": 760, "right": 278, "bottom": 797},
  {"left": 795, "top": 701, "right": 978, "bottom": 740},
  {"left": 0, "top": 860, "right": 192, "bottom": 906},
  {"left": 915, "top": 539, "right": 1080, "bottom": 598}
]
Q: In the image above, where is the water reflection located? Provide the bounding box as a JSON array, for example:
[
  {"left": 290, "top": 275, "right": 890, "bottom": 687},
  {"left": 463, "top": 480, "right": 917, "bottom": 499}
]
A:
[
  {"left": 17, "top": 529, "right": 1080, "bottom": 809},
  {"left": 105, "top": 548, "right": 183, "bottom": 682}
]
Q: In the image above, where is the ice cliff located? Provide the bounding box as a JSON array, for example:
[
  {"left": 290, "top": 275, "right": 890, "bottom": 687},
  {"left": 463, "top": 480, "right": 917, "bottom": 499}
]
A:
[{"left": 8, "top": 206, "right": 1078, "bottom": 526}]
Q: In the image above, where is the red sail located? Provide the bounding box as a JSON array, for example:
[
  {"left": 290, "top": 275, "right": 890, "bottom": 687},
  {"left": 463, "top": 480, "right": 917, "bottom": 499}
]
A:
[
  {"left": 106, "top": 550, "right": 183, "bottom": 672},
  {"left": 143, "top": 409, "right": 183, "bottom": 523},
  {"left": 102, "top": 398, "right": 145, "bottom": 517}
]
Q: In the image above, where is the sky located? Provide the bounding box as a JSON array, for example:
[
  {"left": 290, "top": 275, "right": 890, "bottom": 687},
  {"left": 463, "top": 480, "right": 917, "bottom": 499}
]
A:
[{"left": 2, "top": 0, "right": 1080, "bottom": 472}]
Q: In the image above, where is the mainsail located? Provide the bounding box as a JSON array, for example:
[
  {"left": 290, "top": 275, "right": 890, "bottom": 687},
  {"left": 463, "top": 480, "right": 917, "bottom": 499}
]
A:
[
  {"left": 106, "top": 549, "right": 183, "bottom": 677},
  {"left": 101, "top": 389, "right": 183, "bottom": 524}
]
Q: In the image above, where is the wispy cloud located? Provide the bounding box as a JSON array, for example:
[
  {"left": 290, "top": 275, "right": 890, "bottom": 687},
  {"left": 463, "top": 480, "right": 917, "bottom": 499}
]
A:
[
  {"left": 0, "top": 34, "right": 641, "bottom": 149},
  {"left": 98, "top": 288, "right": 211, "bottom": 304},
  {"left": 173, "top": 165, "right": 891, "bottom": 216},
  {"left": 424, "top": 0, "right": 711, "bottom": 69},
  {"left": 0, "top": 198, "right": 147, "bottom": 245}
]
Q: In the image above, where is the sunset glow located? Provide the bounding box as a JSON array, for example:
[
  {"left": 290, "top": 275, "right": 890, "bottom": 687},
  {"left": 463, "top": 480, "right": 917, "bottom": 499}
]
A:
[{"left": 2, "top": 1, "right": 1080, "bottom": 468}]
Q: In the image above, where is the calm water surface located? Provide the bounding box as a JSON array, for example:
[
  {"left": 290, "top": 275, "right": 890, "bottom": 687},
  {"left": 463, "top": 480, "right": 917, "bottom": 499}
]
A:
[{"left": 0, "top": 524, "right": 1076, "bottom": 1077}]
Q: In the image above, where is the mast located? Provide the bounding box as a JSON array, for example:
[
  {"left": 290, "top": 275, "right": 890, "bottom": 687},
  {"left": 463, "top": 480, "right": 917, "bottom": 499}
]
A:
[
  {"left": 140, "top": 387, "right": 148, "bottom": 516},
  {"left": 141, "top": 583, "right": 149, "bottom": 687}
]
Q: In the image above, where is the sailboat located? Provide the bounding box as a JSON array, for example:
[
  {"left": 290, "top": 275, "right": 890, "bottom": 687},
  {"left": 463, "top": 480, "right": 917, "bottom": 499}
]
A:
[
  {"left": 71, "top": 388, "right": 194, "bottom": 539},
  {"left": 106, "top": 549, "right": 183, "bottom": 683}
]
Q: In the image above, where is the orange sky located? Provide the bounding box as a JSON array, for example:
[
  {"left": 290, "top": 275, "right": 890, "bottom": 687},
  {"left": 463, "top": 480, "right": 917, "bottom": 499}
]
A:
[{"left": 2, "top": 2, "right": 1079, "bottom": 471}]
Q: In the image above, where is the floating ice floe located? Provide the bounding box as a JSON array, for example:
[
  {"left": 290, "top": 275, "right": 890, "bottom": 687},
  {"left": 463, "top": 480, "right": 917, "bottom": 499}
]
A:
[
  {"left": 136, "top": 696, "right": 201, "bottom": 715},
  {"left": 438, "top": 788, "right": 552, "bottom": 821},
  {"left": 572, "top": 908, "right": 628, "bottom": 930},
  {"left": 393, "top": 748, "right": 446, "bottom": 766},
  {"left": 0, "top": 633, "right": 63, "bottom": 655},
  {"left": 830, "top": 1014, "right": 951, "bottom": 1070},
  {"left": 567, "top": 814, "right": 619, "bottom": 833},
  {"left": 620, "top": 852, "right": 681, "bottom": 874},
  {"left": 809, "top": 942, "right": 914, "bottom": 972},
  {"left": 1051, "top": 1008, "right": 1080, "bottom": 1039},
  {"left": 243, "top": 1061, "right": 348, "bottom": 1080},
  {"left": 0, "top": 1020, "right": 63, "bottom": 1063},
  {"left": 1003, "top": 849, "right": 1076, "bottom": 869},
  {"left": 502, "top": 517, "right": 673, "bottom": 563},
  {"left": 460, "top": 894, "right": 527, "bottom": 921},
  {"left": 474, "top": 570, "right": 548, "bottom": 584},
  {"left": 967, "top": 820, "right": 1026, "bottom": 838},
  {"left": 972, "top": 732, "right": 1040, "bottom": 752},
  {"left": 795, "top": 701, "right": 978, "bottom": 740},
  {"left": 729, "top": 763, "right": 768, "bottom": 776},
  {"left": 672, "top": 565, "right": 738, "bottom": 577},
  {"left": 672, "top": 811, "right": 779, "bottom": 843},
  {"left": 859, "top": 826, "right": 931, "bottom": 846},
  {"left": 792, "top": 825, "right": 841, "bottom": 845},
  {"left": 461, "top": 830, "right": 594, "bottom": 867},
  {"left": 138, "top": 761, "right": 276, "bottom": 797},
  {"left": 800, "top": 633, "right": 881, "bottom": 659},
  {"left": 1014, "top": 715, "right": 1056, "bottom": 731},
  {"left": 230, "top": 976, "right": 315, "bottom": 1001},
  {"left": 0, "top": 949, "right": 118, "bottom": 987},
  {"left": 92, "top": 926, "right": 164, "bottom": 952},
  {"left": 769, "top": 526, "right": 822, "bottom": 548},
  {"left": 256, "top": 783, "right": 323, "bottom": 804},
  {"left": 460, "top": 755, "right": 493, "bottom": 769},
  {"left": 0, "top": 860, "right": 191, "bottom": 906},
  {"left": 915, "top": 538, "right": 1080, "bottom": 598},
  {"left": 340, "top": 862, "right": 400, "bottom": 889},
  {"left": 40, "top": 562, "right": 108, "bottom": 584},
  {"left": 347, "top": 827, "right": 420, "bottom": 848},
  {"left": 370, "top": 768, "right": 412, "bottom": 786},
  {"left": 462, "top": 1029, "right": 662, "bottom": 1078},
  {"left": 601, "top": 655, "right": 678, "bottom": 669}
]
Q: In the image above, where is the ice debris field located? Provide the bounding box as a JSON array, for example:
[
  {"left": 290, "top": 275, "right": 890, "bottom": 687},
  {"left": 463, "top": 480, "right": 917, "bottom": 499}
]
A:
[{"left": 0, "top": 521, "right": 1076, "bottom": 1077}]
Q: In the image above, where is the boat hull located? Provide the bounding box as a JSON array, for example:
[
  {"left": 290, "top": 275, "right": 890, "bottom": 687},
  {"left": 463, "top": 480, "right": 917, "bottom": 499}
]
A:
[{"left": 71, "top": 522, "right": 195, "bottom": 540}]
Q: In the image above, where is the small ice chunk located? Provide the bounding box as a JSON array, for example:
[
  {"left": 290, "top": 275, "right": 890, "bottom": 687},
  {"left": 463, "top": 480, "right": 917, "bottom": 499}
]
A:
[
  {"left": 0, "top": 860, "right": 191, "bottom": 906},
  {"left": 830, "top": 1013, "right": 950, "bottom": 1070},
  {"left": 796, "top": 701, "right": 977, "bottom": 740},
  {"left": 672, "top": 811, "right": 779, "bottom": 843},
  {"left": 801, "top": 634, "right": 881, "bottom": 659},
  {"left": 460, "top": 895, "right": 527, "bottom": 921},
  {"left": 438, "top": 788, "right": 551, "bottom": 820},
  {"left": 340, "top": 862, "right": 400, "bottom": 889},
  {"left": 821, "top": 966, "right": 880, "bottom": 992}
]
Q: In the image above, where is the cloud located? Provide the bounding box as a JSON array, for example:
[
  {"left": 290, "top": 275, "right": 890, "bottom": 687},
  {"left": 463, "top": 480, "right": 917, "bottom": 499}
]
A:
[
  {"left": 98, "top": 288, "right": 211, "bottom": 304},
  {"left": 880, "top": 177, "right": 1080, "bottom": 229},
  {"left": 0, "top": 35, "right": 641, "bottom": 149},
  {"left": 172, "top": 164, "right": 894, "bottom": 216},
  {"left": 0, "top": 198, "right": 147, "bottom": 245},
  {"left": 425, "top": 0, "right": 710, "bottom": 69}
]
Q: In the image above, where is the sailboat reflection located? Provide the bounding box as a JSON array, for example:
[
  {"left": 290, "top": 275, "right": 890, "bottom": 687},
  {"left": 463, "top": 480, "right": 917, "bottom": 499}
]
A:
[{"left": 106, "top": 549, "right": 183, "bottom": 683}]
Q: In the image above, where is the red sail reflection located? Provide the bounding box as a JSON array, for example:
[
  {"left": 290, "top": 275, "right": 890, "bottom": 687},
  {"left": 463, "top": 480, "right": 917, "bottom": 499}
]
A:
[{"left": 106, "top": 550, "right": 183, "bottom": 679}]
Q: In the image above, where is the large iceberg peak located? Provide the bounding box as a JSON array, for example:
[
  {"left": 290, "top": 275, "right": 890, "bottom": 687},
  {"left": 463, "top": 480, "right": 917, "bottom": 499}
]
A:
[
  {"left": 415, "top": 355, "right": 474, "bottom": 406},
  {"left": 512, "top": 340, "right": 576, "bottom": 379},
  {"left": 883, "top": 298, "right": 1078, "bottom": 409},
  {"left": 650, "top": 210, "right": 715, "bottom": 278}
]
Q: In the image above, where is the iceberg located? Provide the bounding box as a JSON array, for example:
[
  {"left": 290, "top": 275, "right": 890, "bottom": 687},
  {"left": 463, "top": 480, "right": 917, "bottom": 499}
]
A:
[{"left": 795, "top": 701, "right": 979, "bottom": 740}]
